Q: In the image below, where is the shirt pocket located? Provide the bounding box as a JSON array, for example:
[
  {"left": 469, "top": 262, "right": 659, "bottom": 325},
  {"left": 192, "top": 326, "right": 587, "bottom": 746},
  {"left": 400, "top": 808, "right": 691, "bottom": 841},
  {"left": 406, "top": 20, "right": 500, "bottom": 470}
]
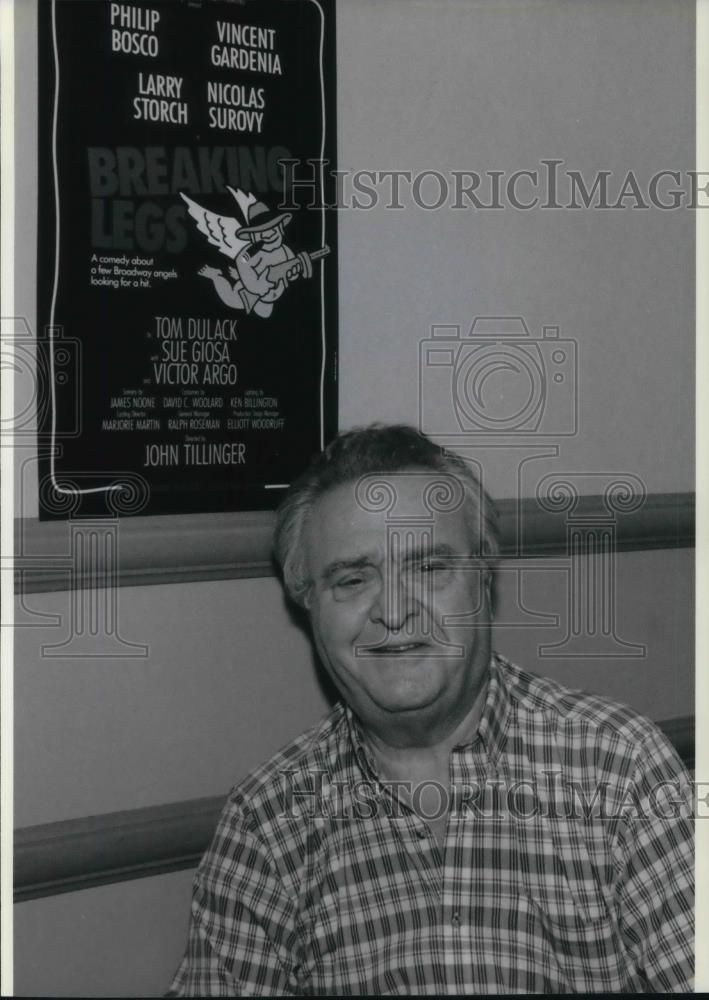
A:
[
  {"left": 513, "top": 816, "right": 625, "bottom": 989},
  {"left": 514, "top": 814, "right": 612, "bottom": 921}
]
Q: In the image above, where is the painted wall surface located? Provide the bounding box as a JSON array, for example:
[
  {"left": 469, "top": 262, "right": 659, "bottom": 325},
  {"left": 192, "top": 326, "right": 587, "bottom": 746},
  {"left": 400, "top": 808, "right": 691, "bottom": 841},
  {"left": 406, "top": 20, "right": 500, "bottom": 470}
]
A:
[
  {"left": 12, "top": 0, "right": 695, "bottom": 996},
  {"left": 14, "top": 871, "right": 196, "bottom": 998},
  {"left": 14, "top": 576, "right": 329, "bottom": 827},
  {"left": 334, "top": 0, "right": 695, "bottom": 500}
]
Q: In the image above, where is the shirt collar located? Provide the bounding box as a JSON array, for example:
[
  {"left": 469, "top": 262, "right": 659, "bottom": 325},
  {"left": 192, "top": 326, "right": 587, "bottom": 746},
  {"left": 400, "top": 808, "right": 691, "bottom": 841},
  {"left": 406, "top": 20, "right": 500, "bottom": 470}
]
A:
[
  {"left": 344, "top": 707, "right": 381, "bottom": 780},
  {"left": 472, "top": 652, "right": 511, "bottom": 766},
  {"left": 342, "top": 652, "right": 511, "bottom": 772}
]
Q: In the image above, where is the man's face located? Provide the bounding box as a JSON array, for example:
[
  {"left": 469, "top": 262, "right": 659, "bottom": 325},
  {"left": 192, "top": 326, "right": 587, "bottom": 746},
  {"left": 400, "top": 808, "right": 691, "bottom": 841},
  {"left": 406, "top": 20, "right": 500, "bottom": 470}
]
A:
[
  {"left": 258, "top": 223, "right": 283, "bottom": 247},
  {"left": 303, "top": 474, "right": 492, "bottom": 744}
]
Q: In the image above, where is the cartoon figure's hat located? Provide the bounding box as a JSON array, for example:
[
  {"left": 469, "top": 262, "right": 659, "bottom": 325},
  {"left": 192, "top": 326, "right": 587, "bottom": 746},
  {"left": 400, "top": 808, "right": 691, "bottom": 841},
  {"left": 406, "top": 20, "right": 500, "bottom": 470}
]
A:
[{"left": 236, "top": 200, "right": 292, "bottom": 237}]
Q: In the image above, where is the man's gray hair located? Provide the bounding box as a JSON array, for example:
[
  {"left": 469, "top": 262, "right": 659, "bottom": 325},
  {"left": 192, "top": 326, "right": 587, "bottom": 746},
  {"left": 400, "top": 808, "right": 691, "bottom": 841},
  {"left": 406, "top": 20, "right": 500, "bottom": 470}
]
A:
[{"left": 273, "top": 424, "right": 500, "bottom": 607}]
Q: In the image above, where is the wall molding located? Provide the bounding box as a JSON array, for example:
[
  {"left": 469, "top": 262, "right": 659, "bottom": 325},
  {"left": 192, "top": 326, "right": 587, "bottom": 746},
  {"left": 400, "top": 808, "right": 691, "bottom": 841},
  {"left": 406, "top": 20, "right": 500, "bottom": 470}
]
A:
[
  {"left": 14, "top": 715, "right": 694, "bottom": 903},
  {"left": 14, "top": 492, "right": 695, "bottom": 594},
  {"left": 14, "top": 797, "right": 225, "bottom": 903}
]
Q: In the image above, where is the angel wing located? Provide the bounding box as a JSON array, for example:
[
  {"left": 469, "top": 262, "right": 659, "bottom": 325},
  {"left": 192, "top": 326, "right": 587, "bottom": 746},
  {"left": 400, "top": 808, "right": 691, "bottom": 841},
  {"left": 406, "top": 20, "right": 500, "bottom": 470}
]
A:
[
  {"left": 179, "top": 188, "right": 257, "bottom": 259},
  {"left": 228, "top": 186, "right": 258, "bottom": 223}
]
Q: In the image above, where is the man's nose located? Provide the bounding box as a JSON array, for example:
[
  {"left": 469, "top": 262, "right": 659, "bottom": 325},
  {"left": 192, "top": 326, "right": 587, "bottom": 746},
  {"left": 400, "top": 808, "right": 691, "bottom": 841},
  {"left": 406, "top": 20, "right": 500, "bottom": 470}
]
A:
[{"left": 368, "top": 571, "right": 416, "bottom": 631}]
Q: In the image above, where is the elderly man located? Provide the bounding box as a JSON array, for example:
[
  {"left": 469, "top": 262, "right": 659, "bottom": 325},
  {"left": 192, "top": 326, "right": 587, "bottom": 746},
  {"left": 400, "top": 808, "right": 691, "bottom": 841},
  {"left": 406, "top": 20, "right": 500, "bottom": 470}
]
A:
[{"left": 169, "top": 424, "right": 693, "bottom": 995}]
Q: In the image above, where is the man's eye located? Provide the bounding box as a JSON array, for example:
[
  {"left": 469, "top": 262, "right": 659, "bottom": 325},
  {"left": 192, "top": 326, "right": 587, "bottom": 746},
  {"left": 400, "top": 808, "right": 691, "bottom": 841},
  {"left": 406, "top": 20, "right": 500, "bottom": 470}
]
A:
[
  {"left": 332, "top": 574, "right": 371, "bottom": 599},
  {"left": 417, "top": 560, "right": 447, "bottom": 574},
  {"left": 410, "top": 560, "right": 454, "bottom": 588}
]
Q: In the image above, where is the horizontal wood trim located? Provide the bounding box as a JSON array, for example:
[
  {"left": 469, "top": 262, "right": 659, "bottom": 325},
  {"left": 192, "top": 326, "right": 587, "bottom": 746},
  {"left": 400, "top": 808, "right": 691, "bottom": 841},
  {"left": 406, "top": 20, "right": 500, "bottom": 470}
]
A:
[
  {"left": 14, "top": 715, "right": 694, "bottom": 903},
  {"left": 14, "top": 796, "right": 225, "bottom": 903},
  {"left": 496, "top": 492, "right": 694, "bottom": 558},
  {"left": 14, "top": 510, "right": 275, "bottom": 594},
  {"left": 14, "top": 492, "right": 695, "bottom": 594}
]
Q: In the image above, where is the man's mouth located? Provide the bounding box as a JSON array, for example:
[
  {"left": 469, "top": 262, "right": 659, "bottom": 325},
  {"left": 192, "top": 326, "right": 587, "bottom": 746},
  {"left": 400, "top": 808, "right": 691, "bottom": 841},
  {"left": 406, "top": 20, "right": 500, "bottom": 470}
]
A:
[{"left": 361, "top": 641, "right": 429, "bottom": 655}]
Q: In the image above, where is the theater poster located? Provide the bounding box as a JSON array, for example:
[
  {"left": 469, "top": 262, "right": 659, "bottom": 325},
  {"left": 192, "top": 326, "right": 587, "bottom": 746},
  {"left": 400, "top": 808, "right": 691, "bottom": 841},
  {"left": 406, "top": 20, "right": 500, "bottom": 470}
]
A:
[{"left": 37, "top": 0, "right": 337, "bottom": 517}]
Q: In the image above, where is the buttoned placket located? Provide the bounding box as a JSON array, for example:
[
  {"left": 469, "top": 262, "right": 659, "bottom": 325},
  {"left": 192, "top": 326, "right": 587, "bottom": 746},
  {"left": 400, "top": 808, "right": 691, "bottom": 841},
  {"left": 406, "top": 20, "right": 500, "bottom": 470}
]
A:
[
  {"left": 341, "top": 680, "right": 511, "bottom": 992},
  {"left": 438, "top": 739, "right": 494, "bottom": 991}
]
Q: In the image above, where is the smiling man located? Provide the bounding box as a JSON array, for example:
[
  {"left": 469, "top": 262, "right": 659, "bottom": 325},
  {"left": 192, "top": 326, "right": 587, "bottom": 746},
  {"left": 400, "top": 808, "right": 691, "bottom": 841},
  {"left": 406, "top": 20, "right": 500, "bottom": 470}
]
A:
[{"left": 168, "top": 424, "right": 693, "bottom": 995}]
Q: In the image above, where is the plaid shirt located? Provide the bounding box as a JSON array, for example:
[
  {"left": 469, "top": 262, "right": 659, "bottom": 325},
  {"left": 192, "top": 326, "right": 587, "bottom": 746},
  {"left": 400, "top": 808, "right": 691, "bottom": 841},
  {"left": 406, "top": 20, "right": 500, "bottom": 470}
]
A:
[{"left": 168, "top": 654, "right": 693, "bottom": 995}]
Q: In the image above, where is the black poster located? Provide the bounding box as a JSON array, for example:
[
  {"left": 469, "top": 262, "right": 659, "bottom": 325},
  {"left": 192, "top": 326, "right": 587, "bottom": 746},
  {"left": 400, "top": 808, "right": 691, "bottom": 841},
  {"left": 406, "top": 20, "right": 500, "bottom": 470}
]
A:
[{"left": 37, "top": 0, "right": 337, "bottom": 517}]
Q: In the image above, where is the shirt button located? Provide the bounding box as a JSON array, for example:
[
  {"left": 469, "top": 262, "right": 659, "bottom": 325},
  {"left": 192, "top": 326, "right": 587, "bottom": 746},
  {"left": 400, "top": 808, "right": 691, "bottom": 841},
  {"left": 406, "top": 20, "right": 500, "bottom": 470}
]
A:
[
  {"left": 416, "top": 827, "right": 427, "bottom": 839},
  {"left": 451, "top": 912, "right": 461, "bottom": 928}
]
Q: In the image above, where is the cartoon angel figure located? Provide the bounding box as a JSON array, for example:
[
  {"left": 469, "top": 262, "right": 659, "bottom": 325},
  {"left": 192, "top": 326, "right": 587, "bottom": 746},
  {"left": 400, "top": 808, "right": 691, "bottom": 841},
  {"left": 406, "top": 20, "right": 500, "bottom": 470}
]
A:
[{"left": 180, "top": 188, "right": 304, "bottom": 319}]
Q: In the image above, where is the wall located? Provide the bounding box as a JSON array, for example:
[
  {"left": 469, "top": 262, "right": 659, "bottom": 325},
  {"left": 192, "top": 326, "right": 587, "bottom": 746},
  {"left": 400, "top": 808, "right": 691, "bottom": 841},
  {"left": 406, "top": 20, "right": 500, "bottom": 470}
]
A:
[
  {"left": 12, "top": 0, "right": 695, "bottom": 995},
  {"left": 336, "top": 0, "right": 694, "bottom": 499},
  {"left": 15, "top": 872, "right": 196, "bottom": 999}
]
